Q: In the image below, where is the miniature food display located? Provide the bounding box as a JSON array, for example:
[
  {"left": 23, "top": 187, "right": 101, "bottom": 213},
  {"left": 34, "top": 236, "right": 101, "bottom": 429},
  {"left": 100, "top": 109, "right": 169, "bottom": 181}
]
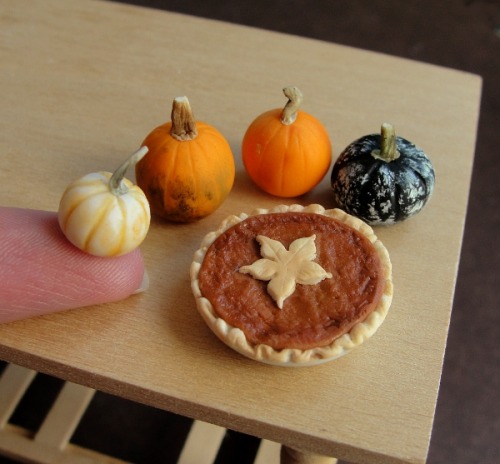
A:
[{"left": 191, "top": 204, "right": 393, "bottom": 366}]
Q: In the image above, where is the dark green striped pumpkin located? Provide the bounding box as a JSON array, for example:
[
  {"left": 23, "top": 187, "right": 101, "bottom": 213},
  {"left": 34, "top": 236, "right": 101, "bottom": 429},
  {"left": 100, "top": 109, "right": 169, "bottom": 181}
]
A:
[{"left": 331, "top": 123, "right": 435, "bottom": 225}]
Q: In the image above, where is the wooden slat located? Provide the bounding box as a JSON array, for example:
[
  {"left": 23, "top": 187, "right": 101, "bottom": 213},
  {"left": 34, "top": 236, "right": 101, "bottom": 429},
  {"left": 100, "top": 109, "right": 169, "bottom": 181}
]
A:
[
  {"left": 0, "top": 363, "right": 36, "bottom": 428},
  {"left": 34, "top": 381, "right": 95, "bottom": 449},
  {"left": 0, "top": 423, "right": 129, "bottom": 464},
  {"left": 254, "top": 439, "right": 281, "bottom": 464},
  {"left": 177, "top": 420, "right": 227, "bottom": 464},
  {"left": 281, "top": 446, "right": 338, "bottom": 464}
]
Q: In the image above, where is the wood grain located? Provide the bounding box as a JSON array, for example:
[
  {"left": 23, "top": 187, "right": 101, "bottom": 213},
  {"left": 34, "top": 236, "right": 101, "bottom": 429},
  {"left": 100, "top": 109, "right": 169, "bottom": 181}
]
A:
[{"left": 0, "top": 1, "right": 481, "bottom": 463}]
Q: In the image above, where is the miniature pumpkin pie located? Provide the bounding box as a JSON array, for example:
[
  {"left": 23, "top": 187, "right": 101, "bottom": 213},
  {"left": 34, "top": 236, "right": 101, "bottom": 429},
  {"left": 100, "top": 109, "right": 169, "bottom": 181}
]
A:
[{"left": 190, "top": 204, "right": 393, "bottom": 366}]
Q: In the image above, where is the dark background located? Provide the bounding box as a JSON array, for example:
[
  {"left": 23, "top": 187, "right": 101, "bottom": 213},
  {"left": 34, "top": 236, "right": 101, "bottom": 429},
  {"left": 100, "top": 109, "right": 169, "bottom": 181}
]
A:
[{"left": 2, "top": 1, "right": 499, "bottom": 463}]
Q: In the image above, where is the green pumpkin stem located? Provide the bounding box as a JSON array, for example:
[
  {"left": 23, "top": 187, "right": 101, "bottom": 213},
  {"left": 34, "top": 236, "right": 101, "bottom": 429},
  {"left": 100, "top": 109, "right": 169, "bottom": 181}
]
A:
[
  {"left": 170, "top": 96, "right": 198, "bottom": 141},
  {"left": 109, "top": 146, "right": 149, "bottom": 196},
  {"left": 372, "top": 123, "right": 400, "bottom": 162},
  {"left": 280, "top": 86, "right": 303, "bottom": 125}
]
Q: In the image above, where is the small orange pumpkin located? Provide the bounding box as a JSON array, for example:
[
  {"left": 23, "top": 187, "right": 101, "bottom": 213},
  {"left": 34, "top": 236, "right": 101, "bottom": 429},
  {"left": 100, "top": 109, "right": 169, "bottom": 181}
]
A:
[
  {"left": 136, "top": 96, "right": 235, "bottom": 222},
  {"left": 242, "top": 87, "right": 332, "bottom": 198}
]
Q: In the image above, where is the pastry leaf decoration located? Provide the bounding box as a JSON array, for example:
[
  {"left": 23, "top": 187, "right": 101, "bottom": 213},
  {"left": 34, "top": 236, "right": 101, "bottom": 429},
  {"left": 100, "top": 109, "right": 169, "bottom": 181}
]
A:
[{"left": 239, "top": 234, "right": 332, "bottom": 309}]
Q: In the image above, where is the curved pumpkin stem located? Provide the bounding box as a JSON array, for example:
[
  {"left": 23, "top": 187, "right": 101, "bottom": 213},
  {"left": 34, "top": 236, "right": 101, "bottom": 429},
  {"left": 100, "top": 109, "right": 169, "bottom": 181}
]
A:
[
  {"left": 109, "top": 146, "right": 149, "bottom": 196},
  {"left": 280, "top": 86, "right": 303, "bottom": 125},
  {"left": 371, "top": 123, "right": 400, "bottom": 162},
  {"left": 170, "top": 96, "right": 198, "bottom": 141}
]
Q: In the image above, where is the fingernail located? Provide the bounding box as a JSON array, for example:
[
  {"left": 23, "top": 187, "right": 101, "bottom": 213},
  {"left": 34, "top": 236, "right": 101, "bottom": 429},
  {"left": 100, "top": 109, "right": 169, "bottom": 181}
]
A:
[{"left": 133, "top": 270, "right": 149, "bottom": 294}]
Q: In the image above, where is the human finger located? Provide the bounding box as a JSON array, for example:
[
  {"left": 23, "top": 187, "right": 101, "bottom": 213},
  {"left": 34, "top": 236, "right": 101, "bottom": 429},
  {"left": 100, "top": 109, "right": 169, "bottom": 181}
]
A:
[{"left": 0, "top": 207, "right": 147, "bottom": 324}]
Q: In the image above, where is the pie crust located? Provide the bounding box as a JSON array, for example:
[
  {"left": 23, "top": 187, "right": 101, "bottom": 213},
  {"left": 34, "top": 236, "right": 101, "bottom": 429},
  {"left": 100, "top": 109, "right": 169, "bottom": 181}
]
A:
[{"left": 190, "top": 204, "right": 393, "bottom": 366}]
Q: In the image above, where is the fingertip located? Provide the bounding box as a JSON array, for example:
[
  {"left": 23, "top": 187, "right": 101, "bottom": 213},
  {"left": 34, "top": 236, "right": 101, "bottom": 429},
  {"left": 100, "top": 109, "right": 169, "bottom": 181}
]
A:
[
  {"left": 133, "top": 269, "right": 150, "bottom": 294},
  {"left": 99, "top": 247, "right": 147, "bottom": 301}
]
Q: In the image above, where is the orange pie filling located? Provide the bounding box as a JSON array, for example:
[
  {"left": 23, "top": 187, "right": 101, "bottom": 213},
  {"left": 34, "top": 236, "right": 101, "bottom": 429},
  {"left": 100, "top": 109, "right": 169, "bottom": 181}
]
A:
[{"left": 197, "top": 212, "right": 385, "bottom": 351}]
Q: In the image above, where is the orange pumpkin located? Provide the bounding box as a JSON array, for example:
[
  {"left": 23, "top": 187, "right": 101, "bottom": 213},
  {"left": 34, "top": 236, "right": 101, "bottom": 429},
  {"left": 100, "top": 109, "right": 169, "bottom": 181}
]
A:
[
  {"left": 136, "top": 96, "right": 235, "bottom": 222},
  {"left": 242, "top": 87, "right": 332, "bottom": 198}
]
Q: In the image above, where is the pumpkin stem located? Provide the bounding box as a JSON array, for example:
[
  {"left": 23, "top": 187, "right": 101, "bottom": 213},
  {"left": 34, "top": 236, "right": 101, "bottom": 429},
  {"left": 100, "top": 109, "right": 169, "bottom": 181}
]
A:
[
  {"left": 109, "top": 146, "right": 149, "bottom": 196},
  {"left": 170, "top": 96, "right": 198, "bottom": 141},
  {"left": 371, "top": 123, "right": 400, "bottom": 162},
  {"left": 280, "top": 86, "right": 303, "bottom": 125}
]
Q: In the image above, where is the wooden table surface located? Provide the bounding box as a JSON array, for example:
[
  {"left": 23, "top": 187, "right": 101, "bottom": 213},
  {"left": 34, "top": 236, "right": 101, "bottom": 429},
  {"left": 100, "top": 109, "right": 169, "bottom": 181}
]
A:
[{"left": 0, "top": 1, "right": 482, "bottom": 463}]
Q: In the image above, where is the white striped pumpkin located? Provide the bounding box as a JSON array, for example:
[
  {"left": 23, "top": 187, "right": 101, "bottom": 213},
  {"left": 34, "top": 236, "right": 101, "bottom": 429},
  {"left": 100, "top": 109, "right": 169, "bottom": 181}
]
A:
[{"left": 58, "top": 147, "right": 150, "bottom": 257}]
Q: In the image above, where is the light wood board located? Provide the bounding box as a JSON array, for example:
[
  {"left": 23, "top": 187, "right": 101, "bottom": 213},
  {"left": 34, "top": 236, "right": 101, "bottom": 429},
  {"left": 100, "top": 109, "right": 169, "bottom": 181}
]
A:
[{"left": 0, "top": 1, "right": 482, "bottom": 463}]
